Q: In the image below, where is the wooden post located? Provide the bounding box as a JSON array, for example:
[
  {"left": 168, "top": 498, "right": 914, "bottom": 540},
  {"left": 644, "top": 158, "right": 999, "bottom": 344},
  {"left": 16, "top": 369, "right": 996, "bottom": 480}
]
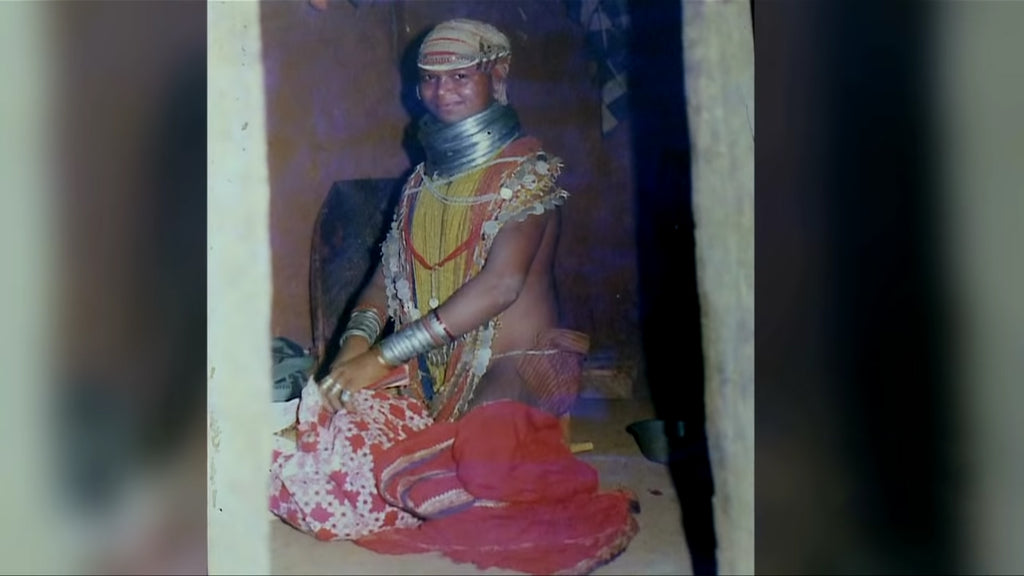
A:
[{"left": 682, "top": 1, "right": 755, "bottom": 574}]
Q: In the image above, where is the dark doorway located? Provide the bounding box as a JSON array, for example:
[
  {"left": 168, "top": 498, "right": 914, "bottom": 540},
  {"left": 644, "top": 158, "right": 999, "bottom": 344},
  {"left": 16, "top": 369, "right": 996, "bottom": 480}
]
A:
[{"left": 628, "top": 1, "right": 717, "bottom": 574}]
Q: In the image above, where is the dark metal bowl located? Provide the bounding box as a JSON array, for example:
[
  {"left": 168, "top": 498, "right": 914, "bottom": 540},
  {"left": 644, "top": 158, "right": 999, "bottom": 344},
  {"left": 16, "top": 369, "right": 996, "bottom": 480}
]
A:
[{"left": 626, "top": 419, "right": 686, "bottom": 464}]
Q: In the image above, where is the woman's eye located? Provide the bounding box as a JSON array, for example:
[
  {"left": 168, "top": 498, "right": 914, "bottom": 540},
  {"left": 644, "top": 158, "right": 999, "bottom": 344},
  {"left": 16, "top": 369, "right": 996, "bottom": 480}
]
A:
[{"left": 454, "top": 73, "right": 466, "bottom": 80}]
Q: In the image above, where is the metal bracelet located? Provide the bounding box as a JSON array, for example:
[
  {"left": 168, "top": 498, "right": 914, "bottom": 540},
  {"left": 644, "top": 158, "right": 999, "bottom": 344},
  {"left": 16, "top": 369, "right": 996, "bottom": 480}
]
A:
[
  {"left": 340, "top": 326, "right": 375, "bottom": 348},
  {"left": 340, "top": 308, "right": 384, "bottom": 348},
  {"left": 378, "top": 312, "right": 454, "bottom": 367}
]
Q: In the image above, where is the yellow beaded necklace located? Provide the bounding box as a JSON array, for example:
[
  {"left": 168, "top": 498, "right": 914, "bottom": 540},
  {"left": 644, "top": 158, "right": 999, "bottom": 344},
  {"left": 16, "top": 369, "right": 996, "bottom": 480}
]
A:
[{"left": 409, "top": 166, "right": 489, "bottom": 388}]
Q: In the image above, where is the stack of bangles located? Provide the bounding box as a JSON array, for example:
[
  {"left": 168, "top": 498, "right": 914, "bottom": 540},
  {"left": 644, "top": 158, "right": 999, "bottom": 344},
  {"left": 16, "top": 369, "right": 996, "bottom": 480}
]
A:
[
  {"left": 377, "top": 308, "right": 456, "bottom": 367},
  {"left": 339, "top": 305, "right": 385, "bottom": 350},
  {"left": 323, "top": 306, "right": 455, "bottom": 403}
]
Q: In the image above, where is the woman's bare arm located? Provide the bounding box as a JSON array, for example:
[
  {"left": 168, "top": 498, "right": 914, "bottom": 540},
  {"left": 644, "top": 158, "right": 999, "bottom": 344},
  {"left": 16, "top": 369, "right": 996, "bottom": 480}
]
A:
[
  {"left": 334, "top": 261, "right": 389, "bottom": 364},
  {"left": 432, "top": 209, "right": 553, "bottom": 336}
]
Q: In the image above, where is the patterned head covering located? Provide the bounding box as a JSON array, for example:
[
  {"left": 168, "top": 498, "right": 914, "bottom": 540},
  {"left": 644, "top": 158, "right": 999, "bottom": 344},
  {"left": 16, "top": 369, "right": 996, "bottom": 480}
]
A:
[
  {"left": 418, "top": 19, "right": 512, "bottom": 104},
  {"left": 418, "top": 18, "right": 511, "bottom": 71}
]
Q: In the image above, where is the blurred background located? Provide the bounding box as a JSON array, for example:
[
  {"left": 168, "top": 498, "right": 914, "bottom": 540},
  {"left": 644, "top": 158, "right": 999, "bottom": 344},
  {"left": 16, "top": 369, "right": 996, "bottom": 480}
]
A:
[
  {"left": 1, "top": 1, "right": 207, "bottom": 573},
  {"left": 0, "top": 0, "right": 1021, "bottom": 573},
  {"left": 756, "top": 1, "right": 1024, "bottom": 574}
]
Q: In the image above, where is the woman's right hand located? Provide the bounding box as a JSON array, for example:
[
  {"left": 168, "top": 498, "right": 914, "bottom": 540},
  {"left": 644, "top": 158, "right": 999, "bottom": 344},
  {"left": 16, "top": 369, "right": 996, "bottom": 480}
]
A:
[
  {"left": 336, "top": 337, "right": 371, "bottom": 365},
  {"left": 315, "top": 337, "right": 371, "bottom": 410},
  {"left": 319, "top": 346, "right": 392, "bottom": 413}
]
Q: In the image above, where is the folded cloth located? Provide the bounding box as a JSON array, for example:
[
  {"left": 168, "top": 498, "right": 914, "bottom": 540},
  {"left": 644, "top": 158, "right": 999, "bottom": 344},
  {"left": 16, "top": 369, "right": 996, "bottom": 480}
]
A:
[
  {"left": 356, "top": 399, "right": 640, "bottom": 576},
  {"left": 268, "top": 372, "right": 433, "bottom": 541},
  {"left": 517, "top": 328, "right": 590, "bottom": 417}
]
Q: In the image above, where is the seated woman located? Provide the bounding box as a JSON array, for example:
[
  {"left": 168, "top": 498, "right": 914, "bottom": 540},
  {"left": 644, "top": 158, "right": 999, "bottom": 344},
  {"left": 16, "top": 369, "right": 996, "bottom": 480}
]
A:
[
  {"left": 319, "top": 18, "right": 586, "bottom": 423},
  {"left": 270, "top": 19, "right": 637, "bottom": 575}
]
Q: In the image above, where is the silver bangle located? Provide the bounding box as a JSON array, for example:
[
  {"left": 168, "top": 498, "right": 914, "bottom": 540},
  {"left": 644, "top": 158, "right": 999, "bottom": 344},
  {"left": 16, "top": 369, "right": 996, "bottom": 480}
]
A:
[
  {"left": 378, "top": 311, "right": 453, "bottom": 367},
  {"left": 340, "top": 308, "right": 383, "bottom": 348},
  {"left": 340, "top": 327, "right": 375, "bottom": 348}
]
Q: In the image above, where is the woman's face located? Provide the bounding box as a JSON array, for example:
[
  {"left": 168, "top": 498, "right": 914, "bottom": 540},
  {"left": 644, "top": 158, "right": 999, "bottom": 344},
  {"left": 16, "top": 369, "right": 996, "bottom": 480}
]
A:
[{"left": 418, "top": 65, "right": 495, "bottom": 124}]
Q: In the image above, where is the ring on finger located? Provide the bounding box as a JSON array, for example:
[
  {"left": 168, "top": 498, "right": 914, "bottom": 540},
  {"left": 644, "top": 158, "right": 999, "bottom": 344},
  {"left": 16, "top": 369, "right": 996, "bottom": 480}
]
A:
[
  {"left": 322, "top": 379, "right": 341, "bottom": 396},
  {"left": 340, "top": 389, "right": 352, "bottom": 404}
]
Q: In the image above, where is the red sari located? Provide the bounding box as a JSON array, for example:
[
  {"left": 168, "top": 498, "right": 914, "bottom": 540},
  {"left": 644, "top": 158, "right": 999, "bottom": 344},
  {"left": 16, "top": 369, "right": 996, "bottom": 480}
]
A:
[
  {"left": 356, "top": 398, "right": 640, "bottom": 575},
  {"left": 269, "top": 376, "right": 433, "bottom": 541},
  {"left": 269, "top": 377, "right": 639, "bottom": 575}
]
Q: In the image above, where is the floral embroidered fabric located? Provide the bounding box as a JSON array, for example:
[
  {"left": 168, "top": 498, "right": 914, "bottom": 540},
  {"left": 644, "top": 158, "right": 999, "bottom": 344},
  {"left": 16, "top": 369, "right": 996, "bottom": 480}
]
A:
[{"left": 269, "top": 379, "right": 433, "bottom": 541}]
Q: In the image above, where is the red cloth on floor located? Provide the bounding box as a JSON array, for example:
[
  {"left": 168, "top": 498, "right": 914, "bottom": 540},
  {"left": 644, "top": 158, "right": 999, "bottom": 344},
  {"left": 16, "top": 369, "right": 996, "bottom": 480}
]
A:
[
  {"left": 269, "top": 378, "right": 434, "bottom": 541},
  {"left": 356, "top": 400, "right": 639, "bottom": 575}
]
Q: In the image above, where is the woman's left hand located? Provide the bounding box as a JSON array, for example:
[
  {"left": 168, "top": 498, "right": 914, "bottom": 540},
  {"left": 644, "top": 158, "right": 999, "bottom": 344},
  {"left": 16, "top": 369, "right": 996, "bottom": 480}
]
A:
[{"left": 318, "top": 346, "right": 392, "bottom": 413}]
